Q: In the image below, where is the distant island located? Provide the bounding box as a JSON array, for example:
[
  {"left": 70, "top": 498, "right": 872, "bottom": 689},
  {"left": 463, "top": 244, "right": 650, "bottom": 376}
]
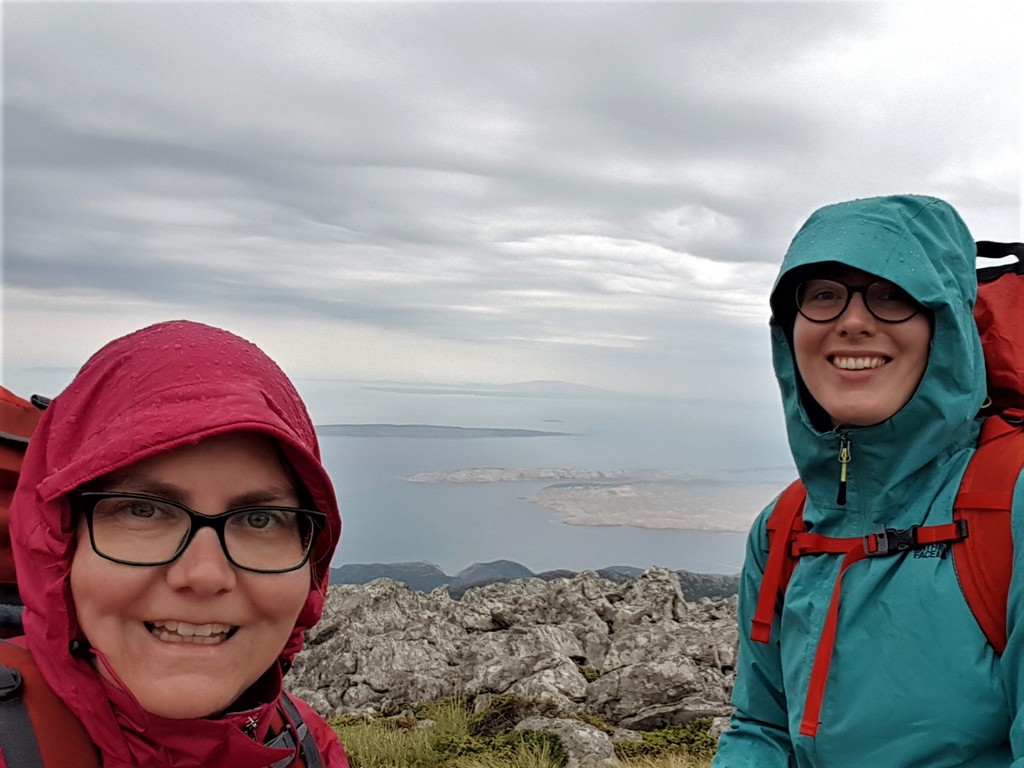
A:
[
  {"left": 316, "top": 423, "right": 574, "bottom": 438},
  {"left": 406, "top": 467, "right": 694, "bottom": 483}
]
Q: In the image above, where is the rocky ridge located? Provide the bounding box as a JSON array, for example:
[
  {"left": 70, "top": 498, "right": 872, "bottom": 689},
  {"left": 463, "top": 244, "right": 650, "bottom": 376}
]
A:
[
  {"left": 289, "top": 566, "right": 738, "bottom": 755},
  {"left": 330, "top": 559, "right": 740, "bottom": 600}
]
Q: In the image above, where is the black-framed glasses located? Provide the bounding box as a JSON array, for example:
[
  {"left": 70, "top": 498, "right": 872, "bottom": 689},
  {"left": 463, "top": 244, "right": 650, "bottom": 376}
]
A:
[
  {"left": 795, "top": 279, "right": 922, "bottom": 323},
  {"left": 72, "top": 492, "right": 326, "bottom": 574}
]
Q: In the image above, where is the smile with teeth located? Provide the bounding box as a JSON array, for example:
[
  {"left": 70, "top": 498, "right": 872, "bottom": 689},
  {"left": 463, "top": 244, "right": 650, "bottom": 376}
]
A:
[
  {"left": 146, "top": 619, "right": 238, "bottom": 645},
  {"left": 830, "top": 355, "right": 888, "bottom": 371}
]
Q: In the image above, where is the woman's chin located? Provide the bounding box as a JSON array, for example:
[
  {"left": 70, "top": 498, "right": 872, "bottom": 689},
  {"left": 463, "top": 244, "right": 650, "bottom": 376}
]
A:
[
  {"left": 139, "top": 695, "right": 234, "bottom": 720},
  {"left": 129, "top": 679, "right": 245, "bottom": 720}
]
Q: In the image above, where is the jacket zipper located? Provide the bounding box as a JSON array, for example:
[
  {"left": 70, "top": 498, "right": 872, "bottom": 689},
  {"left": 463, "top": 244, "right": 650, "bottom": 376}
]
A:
[{"left": 836, "top": 430, "right": 851, "bottom": 505}]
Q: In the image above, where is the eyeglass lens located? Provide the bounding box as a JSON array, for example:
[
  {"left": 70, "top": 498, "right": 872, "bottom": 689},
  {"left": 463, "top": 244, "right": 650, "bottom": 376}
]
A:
[
  {"left": 796, "top": 279, "right": 919, "bottom": 323},
  {"left": 85, "top": 494, "right": 316, "bottom": 572}
]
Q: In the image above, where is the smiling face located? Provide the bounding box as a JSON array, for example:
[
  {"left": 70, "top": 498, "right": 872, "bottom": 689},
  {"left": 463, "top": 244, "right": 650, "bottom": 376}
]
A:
[
  {"left": 69, "top": 432, "right": 311, "bottom": 719},
  {"left": 792, "top": 267, "right": 933, "bottom": 428}
]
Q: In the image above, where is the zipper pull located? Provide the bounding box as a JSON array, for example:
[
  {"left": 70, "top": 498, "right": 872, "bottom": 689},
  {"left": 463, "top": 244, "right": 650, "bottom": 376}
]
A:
[{"left": 836, "top": 432, "right": 851, "bottom": 505}]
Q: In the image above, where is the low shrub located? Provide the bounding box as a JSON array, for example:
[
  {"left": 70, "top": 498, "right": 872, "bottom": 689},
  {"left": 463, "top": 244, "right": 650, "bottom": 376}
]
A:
[
  {"left": 576, "top": 663, "right": 601, "bottom": 683},
  {"left": 614, "top": 718, "right": 717, "bottom": 760},
  {"left": 466, "top": 694, "right": 561, "bottom": 737}
]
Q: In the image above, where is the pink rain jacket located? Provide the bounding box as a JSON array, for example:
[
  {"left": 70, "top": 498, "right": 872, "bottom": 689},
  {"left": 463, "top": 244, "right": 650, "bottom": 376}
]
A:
[{"left": 7, "top": 320, "right": 349, "bottom": 767}]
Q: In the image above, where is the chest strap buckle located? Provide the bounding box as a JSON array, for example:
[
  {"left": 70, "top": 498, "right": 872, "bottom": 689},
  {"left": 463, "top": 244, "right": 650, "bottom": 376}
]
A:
[
  {"left": 865, "top": 520, "right": 969, "bottom": 557},
  {"left": 865, "top": 526, "right": 919, "bottom": 556}
]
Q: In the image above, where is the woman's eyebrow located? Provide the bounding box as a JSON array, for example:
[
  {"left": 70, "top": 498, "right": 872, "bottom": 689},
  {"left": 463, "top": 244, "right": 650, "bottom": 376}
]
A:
[
  {"left": 91, "top": 479, "right": 299, "bottom": 509},
  {"left": 94, "top": 478, "right": 184, "bottom": 500},
  {"left": 226, "top": 488, "right": 300, "bottom": 509}
]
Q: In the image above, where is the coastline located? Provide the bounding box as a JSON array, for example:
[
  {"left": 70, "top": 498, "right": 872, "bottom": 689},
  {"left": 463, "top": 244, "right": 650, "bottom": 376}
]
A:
[
  {"left": 405, "top": 467, "right": 779, "bottom": 533},
  {"left": 532, "top": 480, "right": 776, "bottom": 532}
]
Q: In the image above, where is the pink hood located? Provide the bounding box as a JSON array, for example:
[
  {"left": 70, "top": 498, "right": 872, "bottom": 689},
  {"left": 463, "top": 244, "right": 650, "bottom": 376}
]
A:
[{"left": 10, "top": 320, "right": 342, "bottom": 767}]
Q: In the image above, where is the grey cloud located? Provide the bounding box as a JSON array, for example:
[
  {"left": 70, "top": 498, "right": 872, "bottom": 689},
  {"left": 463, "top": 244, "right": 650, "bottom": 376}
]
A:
[{"left": 3, "top": 2, "right": 1020, "bottom": 398}]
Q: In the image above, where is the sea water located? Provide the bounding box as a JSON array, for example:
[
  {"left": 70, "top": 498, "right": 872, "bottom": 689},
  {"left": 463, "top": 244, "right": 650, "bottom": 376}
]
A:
[{"left": 311, "top": 385, "right": 795, "bottom": 576}]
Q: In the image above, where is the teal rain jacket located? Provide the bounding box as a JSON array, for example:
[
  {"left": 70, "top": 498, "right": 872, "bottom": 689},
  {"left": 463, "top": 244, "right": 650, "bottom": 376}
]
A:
[{"left": 712, "top": 195, "right": 1024, "bottom": 767}]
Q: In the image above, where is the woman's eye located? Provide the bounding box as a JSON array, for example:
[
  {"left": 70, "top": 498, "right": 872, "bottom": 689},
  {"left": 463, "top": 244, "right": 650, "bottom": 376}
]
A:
[
  {"left": 245, "top": 511, "right": 272, "bottom": 529},
  {"left": 95, "top": 497, "right": 177, "bottom": 524},
  {"left": 877, "top": 285, "right": 911, "bottom": 302},
  {"left": 805, "top": 286, "right": 840, "bottom": 303},
  {"left": 235, "top": 509, "right": 291, "bottom": 530},
  {"left": 113, "top": 500, "right": 158, "bottom": 518}
]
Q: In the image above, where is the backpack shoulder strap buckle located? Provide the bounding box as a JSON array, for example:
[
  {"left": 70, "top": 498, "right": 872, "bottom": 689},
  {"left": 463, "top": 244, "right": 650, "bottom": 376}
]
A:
[
  {"left": 865, "top": 520, "right": 968, "bottom": 557},
  {"left": 865, "top": 526, "right": 918, "bottom": 556}
]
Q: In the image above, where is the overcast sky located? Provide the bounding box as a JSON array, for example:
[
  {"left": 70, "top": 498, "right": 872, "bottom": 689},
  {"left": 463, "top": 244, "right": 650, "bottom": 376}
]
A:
[{"left": 3, "top": 1, "right": 1021, "bottom": 421}]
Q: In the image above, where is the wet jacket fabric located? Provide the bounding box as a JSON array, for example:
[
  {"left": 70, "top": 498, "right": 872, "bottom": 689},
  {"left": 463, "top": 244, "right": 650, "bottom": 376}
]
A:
[
  {"left": 712, "top": 196, "right": 1024, "bottom": 766},
  {"left": 6, "top": 320, "right": 348, "bottom": 767}
]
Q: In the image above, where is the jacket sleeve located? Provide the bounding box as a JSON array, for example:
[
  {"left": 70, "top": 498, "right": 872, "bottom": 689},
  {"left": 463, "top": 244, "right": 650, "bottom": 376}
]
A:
[
  {"left": 711, "top": 503, "right": 796, "bottom": 768},
  {"left": 1004, "top": 469, "right": 1024, "bottom": 766},
  {"left": 289, "top": 696, "right": 350, "bottom": 768}
]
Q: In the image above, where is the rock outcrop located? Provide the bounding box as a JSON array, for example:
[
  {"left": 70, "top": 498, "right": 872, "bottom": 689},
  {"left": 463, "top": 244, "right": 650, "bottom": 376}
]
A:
[
  {"left": 329, "top": 559, "right": 740, "bottom": 601},
  {"left": 289, "top": 567, "right": 738, "bottom": 730},
  {"left": 515, "top": 717, "right": 619, "bottom": 767}
]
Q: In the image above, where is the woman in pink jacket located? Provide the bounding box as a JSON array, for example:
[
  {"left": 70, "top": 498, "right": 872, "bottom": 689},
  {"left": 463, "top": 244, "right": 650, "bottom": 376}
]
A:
[{"left": 6, "top": 320, "right": 349, "bottom": 767}]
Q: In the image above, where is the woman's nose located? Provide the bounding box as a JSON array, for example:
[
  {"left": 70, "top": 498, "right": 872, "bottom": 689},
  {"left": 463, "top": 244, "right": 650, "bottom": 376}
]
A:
[
  {"left": 165, "top": 527, "right": 237, "bottom": 594},
  {"left": 836, "top": 290, "right": 876, "bottom": 332}
]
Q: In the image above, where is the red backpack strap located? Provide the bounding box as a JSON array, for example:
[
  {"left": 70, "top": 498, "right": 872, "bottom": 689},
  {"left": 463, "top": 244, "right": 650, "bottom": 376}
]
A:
[
  {"left": 0, "top": 640, "right": 100, "bottom": 768},
  {"left": 953, "top": 413, "right": 1024, "bottom": 654},
  {"left": 751, "top": 480, "right": 808, "bottom": 644}
]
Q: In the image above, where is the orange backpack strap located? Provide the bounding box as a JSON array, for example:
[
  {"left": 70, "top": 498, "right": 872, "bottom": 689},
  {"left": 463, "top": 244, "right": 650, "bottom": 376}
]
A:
[
  {"left": 952, "top": 413, "right": 1024, "bottom": 654},
  {"left": 751, "top": 480, "right": 808, "bottom": 644},
  {"left": 0, "top": 640, "right": 100, "bottom": 768}
]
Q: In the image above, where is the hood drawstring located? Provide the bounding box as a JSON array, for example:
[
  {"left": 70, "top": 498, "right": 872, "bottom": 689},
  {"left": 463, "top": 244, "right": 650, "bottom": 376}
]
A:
[
  {"left": 69, "top": 639, "right": 93, "bottom": 659},
  {"left": 836, "top": 431, "right": 852, "bottom": 505}
]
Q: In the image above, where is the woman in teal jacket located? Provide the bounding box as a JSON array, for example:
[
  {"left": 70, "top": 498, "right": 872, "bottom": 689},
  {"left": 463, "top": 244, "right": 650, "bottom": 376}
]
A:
[{"left": 713, "top": 195, "right": 1023, "bottom": 766}]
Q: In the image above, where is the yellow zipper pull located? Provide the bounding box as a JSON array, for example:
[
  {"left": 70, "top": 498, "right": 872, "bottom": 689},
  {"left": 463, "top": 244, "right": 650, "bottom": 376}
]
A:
[{"left": 836, "top": 433, "right": 851, "bottom": 505}]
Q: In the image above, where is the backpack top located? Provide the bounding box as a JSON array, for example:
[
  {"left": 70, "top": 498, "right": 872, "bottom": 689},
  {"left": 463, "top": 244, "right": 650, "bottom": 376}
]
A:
[
  {"left": 0, "top": 387, "right": 46, "bottom": 638},
  {"left": 976, "top": 241, "right": 1024, "bottom": 413}
]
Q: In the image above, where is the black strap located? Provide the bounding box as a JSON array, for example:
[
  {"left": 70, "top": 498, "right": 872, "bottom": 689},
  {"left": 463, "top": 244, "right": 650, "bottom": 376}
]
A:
[
  {"left": 977, "top": 240, "right": 1024, "bottom": 281},
  {"left": 265, "top": 694, "right": 325, "bottom": 768},
  {"left": 0, "top": 584, "right": 24, "bottom": 636},
  {"left": 0, "top": 664, "right": 45, "bottom": 768},
  {"left": 29, "top": 394, "right": 51, "bottom": 410}
]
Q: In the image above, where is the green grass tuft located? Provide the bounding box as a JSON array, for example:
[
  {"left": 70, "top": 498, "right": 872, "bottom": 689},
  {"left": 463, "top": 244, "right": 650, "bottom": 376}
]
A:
[
  {"left": 574, "top": 661, "right": 601, "bottom": 683},
  {"left": 331, "top": 696, "right": 716, "bottom": 768}
]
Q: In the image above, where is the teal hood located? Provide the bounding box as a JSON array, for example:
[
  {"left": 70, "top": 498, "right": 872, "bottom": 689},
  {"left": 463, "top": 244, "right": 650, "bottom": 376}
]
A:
[{"left": 769, "top": 195, "right": 985, "bottom": 531}]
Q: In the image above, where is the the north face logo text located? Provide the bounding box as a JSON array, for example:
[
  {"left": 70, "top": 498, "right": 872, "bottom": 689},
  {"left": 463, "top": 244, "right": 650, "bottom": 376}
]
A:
[{"left": 913, "top": 542, "right": 950, "bottom": 559}]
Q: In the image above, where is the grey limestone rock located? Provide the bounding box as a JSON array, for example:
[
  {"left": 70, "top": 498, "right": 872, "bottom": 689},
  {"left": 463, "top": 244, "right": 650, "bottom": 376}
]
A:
[
  {"left": 515, "top": 716, "right": 619, "bottom": 768},
  {"left": 288, "top": 566, "right": 738, "bottom": 730}
]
